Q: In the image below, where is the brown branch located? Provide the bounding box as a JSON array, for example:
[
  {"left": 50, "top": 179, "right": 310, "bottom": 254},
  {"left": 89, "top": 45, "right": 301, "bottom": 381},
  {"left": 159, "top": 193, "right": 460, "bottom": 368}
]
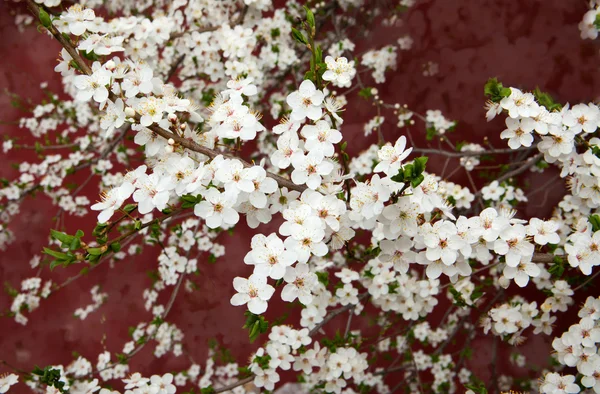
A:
[
  {"left": 474, "top": 152, "right": 543, "bottom": 198},
  {"left": 412, "top": 146, "right": 535, "bottom": 158},
  {"left": 214, "top": 376, "right": 254, "bottom": 393},
  {"left": 309, "top": 293, "right": 369, "bottom": 336},
  {"left": 531, "top": 252, "right": 563, "bottom": 264}
]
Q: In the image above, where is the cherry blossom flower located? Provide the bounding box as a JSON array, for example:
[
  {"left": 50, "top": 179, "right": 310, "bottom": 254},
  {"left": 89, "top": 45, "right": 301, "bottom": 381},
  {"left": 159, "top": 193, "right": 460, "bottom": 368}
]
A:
[
  {"left": 230, "top": 274, "right": 275, "bottom": 314},
  {"left": 60, "top": 5, "right": 95, "bottom": 36},
  {"left": 281, "top": 263, "right": 318, "bottom": 305},
  {"left": 149, "top": 373, "right": 176, "bottom": 394},
  {"left": 500, "top": 117, "right": 535, "bottom": 149},
  {"left": 373, "top": 136, "right": 413, "bottom": 176},
  {"left": 0, "top": 374, "right": 18, "bottom": 394},
  {"left": 73, "top": 63, "right": 111, "bottom": 103},
  {"left": 291, "top": 151, "right": 334, "bottom": 190},
  {"left": 133, "top": 173, "right": 170, "bottom": 214},
  {"left": 503, "top": 259, "right": 541, "bottom": 287},
  {"left": 286, "top": 80, "right": 324, "bottom": 122},
  {"left": 238, "top": 166, "right": 278, "bottom": 208},
  {"left": 100, "top": 99, "right": 126, "bottom": 138},
  {"left": 91, "top": 183, "right": 135, "bottom": 223},
  {"left": 245, "top": 233, "right": 297, "bottom": 280},
  {"left": 301, "top": 120, "right": 342, "bottom": 157},
  {"left": 194, "top": 188, "right": 239, "bottom": 229},
  {"left": 322, "top": 56, "right": 356, "bottom": 87}
]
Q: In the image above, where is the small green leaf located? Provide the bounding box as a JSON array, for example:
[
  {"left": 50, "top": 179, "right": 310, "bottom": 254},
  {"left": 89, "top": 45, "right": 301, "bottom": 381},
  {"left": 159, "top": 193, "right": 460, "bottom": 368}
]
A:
[
  {"left": 291, "top": 28, "right": 307, "bottom": 45},
  {"left": 589, "top": 214, "right": 600, "bottom": 232},
  {"left": 413, "top": 156, "right": 428, "bottom": 176},
  {"left": 50, "top": 230, "right": 74, "bottom": 244},
  {"left": 39, "top": 8, "right": 52, "bottom": 29},
  {"left": 123, "top": 204, "right": 137, "bottom": 214},
  {"left": 410, "top": 174, "right": 425, "bottom": 188},
  {"left": 43, "top": 247, "right": 68, "bottom": 260},
  {"left": 69, "top": 238, "right": 81, "bottom": 251},
  {"left": 304, "top": 6, "right": 315, "bottom": 28},
  {"left": 87, "top": 247, "right": 105, "bottom": 256}
]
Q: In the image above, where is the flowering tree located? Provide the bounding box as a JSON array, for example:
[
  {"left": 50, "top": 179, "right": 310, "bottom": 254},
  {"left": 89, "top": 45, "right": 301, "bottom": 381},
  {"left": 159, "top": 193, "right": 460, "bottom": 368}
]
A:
[{"left": 1, "top": 1, "right": 600, "bottom": 394}]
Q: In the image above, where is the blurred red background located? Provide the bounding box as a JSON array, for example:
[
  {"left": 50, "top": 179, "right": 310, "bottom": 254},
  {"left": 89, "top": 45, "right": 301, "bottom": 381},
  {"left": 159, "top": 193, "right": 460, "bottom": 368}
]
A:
[{"left": 1, "top": 0, "right": 599, "bottom": 392}]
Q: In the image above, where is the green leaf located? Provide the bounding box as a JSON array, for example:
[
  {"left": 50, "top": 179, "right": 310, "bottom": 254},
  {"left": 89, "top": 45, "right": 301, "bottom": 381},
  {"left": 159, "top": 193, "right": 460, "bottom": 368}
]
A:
[
  {"left": 484, "top": 77, "right": 511, "bottom": 102},
  {"left": 448, "top": 285, "right": 468, "bottom": 307},
  {"left": 315, "top": 46, "right": 323, "bottom": 64},
  {"left": 358, "top": 87, "right": 372, "bottom": 100},
  {"left": 243, "top": 311, "right": 269, "bottom": 342},
  {"left": 50, "top": 230, "right": 74, "bottom": 245},
  {"left": 315, "top": 271, "right": 329, "bottom": 287},
  {"left": 116, "top": 353, "right": 128, "bottom": 364},
  {"left": 534, "top": 87, "right": 562, "bottom": 112},
  {"left": 410, "top": 174, "right": 425, "bottom": 188},
  {"left": 31, "top": 366, "right": 67, "bottom": 393},
  {"left": 464, "top": 383, "right": 487, "bottom": 394},
  {"left": 123, "top": 204, "right": 137, "bottom": 214},
  {"left": 304, "top": 6, "right": 315, "bottom": 28},
  {"left": 426, "top": 127, "right": 436, "bottom": 141},
  {"left": 589, "top": 214, "right": 600, "bottom": 232},
  {"left": 110, "top": 242, "right": 121, "bottom": 253},
  {"left": 291, "top": 28, "right": 307, "bottom": 45},
  {"left": 87, "top": 247, "right": 105, "bottom": 256},
  {"left": 69, "top": 237, "right": 81, "bottom": 251},
  {"left": 43, "top": 247, "right": 68, "bottom": 260},
  {"left": 413, "top": 156, "right": 428, "bottom": 176},
  {"left": 39, "top": 8, "right": 52, "bottom": 29},
  {"left": 548, "top": 258, "right": 565, "bottom": 279},
  {"left": 595, "top": 14, "right": 600, "bottom": 30}
]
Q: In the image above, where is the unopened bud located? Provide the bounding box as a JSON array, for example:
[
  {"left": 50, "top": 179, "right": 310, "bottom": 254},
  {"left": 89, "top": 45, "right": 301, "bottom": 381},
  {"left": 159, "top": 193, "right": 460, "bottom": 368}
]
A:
[
  {"left": 179, "top": 123, "right": 187, "bottom": 130},
  {"left": 124, "top": 107, "right": 136, "bottom": 117},
  {"left": 168, "top": 138, "right": 175, "bottom": 145},
  {"left": 168, "top": 113, "right": 177, "bottom": 123},
  {"left": 104, "top": 60, "right": 116, "bottom": 71}
]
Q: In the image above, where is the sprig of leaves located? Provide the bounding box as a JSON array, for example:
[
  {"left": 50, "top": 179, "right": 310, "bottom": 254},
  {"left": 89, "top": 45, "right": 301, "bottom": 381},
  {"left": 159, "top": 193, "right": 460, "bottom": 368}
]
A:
[
  {"left": 242, "top": 311, "right": 269, "bottom": 342},
  {"left": 391, "top": 156, "right": 428, "bottom": 189},
  {"left": 484, "top": 77, "right": 511, "bottom": 102},
  {"left": 32, "top": 366, "right": 67, "bottom": 393}
]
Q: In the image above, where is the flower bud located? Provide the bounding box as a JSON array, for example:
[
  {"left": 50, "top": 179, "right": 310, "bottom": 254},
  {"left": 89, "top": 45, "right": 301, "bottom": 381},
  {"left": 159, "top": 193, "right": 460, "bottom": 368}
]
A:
[
  {"left": 124, "top": 107, "right": 136, "bottom": 117},
  {"left": 168, "top": 138, "right": 175, "bottom": 145},
  {"left": 104, "top": 60, "right": 116, "bottom": 71},
  {"left": 168, "top": 113, "right": 177, "bottom": 123},
  {"left": 179, "top": 123, "right": 187, "bottom": 131}
]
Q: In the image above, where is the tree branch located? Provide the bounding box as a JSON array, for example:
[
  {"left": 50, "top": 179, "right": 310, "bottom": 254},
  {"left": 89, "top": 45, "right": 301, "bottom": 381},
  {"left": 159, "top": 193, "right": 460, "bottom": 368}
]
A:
[{"left": 25, "top": 0, "right": 307, "bottom": 193}]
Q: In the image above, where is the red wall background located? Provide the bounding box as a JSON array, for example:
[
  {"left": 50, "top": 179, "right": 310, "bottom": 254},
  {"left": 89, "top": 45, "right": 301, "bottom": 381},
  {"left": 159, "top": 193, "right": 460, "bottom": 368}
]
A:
[{"left": 0, "top": 0, "right": 598, "bottom": 391}]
